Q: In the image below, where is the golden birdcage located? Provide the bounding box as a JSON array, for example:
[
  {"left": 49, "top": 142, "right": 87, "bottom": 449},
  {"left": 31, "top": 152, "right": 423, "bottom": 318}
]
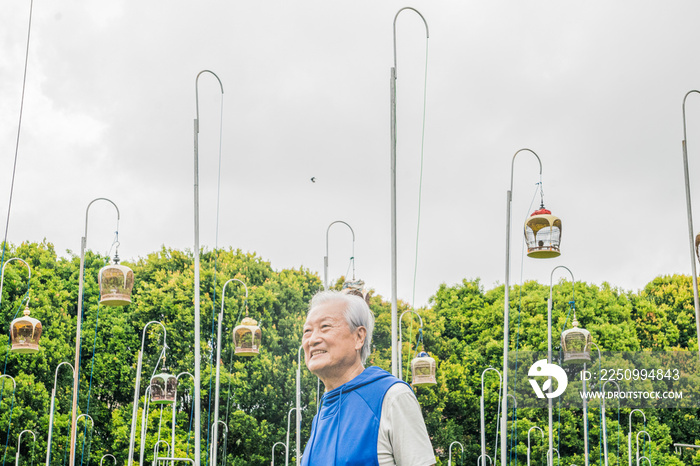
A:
[
  {"left": 233, "top": 316, "right": 262, "bottom": 356},
  {"left": 10, "top": 302, "right": 42, "bottom": 354}
]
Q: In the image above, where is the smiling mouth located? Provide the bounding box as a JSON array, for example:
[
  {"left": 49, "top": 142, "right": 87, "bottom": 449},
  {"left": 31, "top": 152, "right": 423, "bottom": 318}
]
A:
[{"left": 310, "top": 350, "right": 327, "bottom": 358}]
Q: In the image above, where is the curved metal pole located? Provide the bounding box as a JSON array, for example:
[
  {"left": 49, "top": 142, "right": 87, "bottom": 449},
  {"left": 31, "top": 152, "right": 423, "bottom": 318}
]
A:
[
  {"left": 0, "top": 374, "right": 15, "bottom": 443},
  {"left": 392, "top": 7, "right": 430, "bottom": 76},
  {"left": 218, "top": 420, "right": 229, "bottom": 466},
  {"left": 480, "top": 367, "right": 502, "bottom": 466},
  {"left": 172, "top": 371, "right": 194, "bottom": 459},
  {"left": 100, "top": 454, "right": 117, "bottom": 466},
  {"left": 194, "top": 70, "right": 224, "bottom": 466},
  {"left": 285, "top": 408, "right": 296, "bottom": 466},
  {"left": 196, "top": 71, "right": 224, "bottom": 122},
  {"left": 398, "top": 310, "right": 423, "bottom": 381},
  {"left": 528, "top": 426, "right": 544, "bottom": 466},
  {"left": 0, "top": 375, "right": 15, "bottom": 392},
  {"left": 140, "top": 386, "right": 153, "bottom": 466},
  {"left": 75, "top": 413, "right": 94, "bottom": 464},
  {"left": 52, "top": 362, "right": 75, "bottom": 400},
  {"left": 448, "top": 441, "right": 464, "bottom": 466},
  {"left": 70, "top": 197, "right": 120, "bottom": 466},
  {"left": 548, "top": 447, "right": 561, "bottom": 466},
  {"left": 681, "top": 90, "right": 700, "bottom": 363},
  {"left": 389, "top": 7, "right": 429, "bottom": 379},
  {"left": 324, "top": 221, "right": 356, "bottom": 289},
  {"left": 635, "top": 431, "right": 651, "bottom": 466},
  {"left": 211, "top": 279, "right": 247, "bottom": 466},
  {"left": 0, "top": 258, "right": 30, "bottom": 309},
  {"left": 637, "top": 457, "right": 651, "bottom": 466},
  {"left": 153, "top": 440, "right": 171, "bottom": 466},
  {"left": 628, "top": 409, "right": 646, "bottom": 466},
  {"left": 151, "top": 459, "right": 194, "bottom": 466},
  {"left": 216, "top": 420, "right": 228, "bottom": 434},
  {"left": 582, "top": 341, "right": 603, "bottom": 466},
  {"left": 296, "top": 346, "right": 303, "bottom": 466},
  {"left": 15, "top": 430, "right": 35, "bottom": 466},
  {"left": 271, "top": 442, "right": 287, "bottom": 466},
  {"left": 209, "top": 421, "right": 228, "bottom": 466},
  {"left": 503, "top": 148, "right": 543, "bottom": 466},
  {"left": 476, "top": 455, "right": 492, "bottom": 466},
  {"left": 129, "top": 321, "right": 168, "bottom": 463},
  {"left": 506, "top": 390, "right": 518, "bottom": 457},
  {"left": 75, "top": 413, "right": 94, "bottom": 429},
  {"left": 548, "top": 265, "right": 575, "bottom": 466},
  {"left": 601, "top": 380, "right": 620, "bottom": 466},
  {"left": 46, "top": 362, "right": 74, "bottom": 466},
  {"left": 0, "top": 374, "right": 16, "bottom": 460}
]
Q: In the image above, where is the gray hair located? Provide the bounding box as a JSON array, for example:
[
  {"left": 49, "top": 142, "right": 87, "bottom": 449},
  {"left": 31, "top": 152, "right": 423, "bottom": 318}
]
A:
[{"left": 308, "top": 290, "right": 374, "bottom": 364}]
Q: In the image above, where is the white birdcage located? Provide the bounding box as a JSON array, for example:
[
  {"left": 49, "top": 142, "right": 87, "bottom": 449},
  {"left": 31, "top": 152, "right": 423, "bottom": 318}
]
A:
[{"left": 98, "top": 254, "right": 134, "bottom": 306}]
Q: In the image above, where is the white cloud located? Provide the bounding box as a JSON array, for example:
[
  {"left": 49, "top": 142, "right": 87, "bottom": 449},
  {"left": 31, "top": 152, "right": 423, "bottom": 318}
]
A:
[{"left": 2, "top": 0, "right": 700, "bottom": 307}]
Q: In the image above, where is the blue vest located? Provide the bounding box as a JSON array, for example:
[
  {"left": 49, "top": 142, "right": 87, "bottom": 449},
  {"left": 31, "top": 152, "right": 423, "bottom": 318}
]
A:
[{"left": 301, "top": 367, "right": 408, "bottom": 466}]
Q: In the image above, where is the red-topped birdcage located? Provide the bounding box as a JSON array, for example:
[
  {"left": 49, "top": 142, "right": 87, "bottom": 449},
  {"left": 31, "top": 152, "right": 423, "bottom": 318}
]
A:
[
  {"left": 411, "top": 351, "right": 437, "bottom": 386},
  {"left": 98, "top": 254, "right": 134, "bottom": 306},
  {"left": 525, "top": 207, "right": 562, "bottom": 258},
  {"left": 233, "top": 316, "right": 262, "bottom": 356},
  {"left": 10, "top": 302, "right": 42, "bottom": 354},
  {"left": 150, "top": 372, "right": 177, "bottom": 404}
]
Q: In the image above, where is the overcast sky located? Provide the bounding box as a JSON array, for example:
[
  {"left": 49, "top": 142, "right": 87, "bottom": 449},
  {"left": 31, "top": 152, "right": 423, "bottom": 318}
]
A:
[{"left": 2, "top": 1, "right": 700, "bottom": 308}]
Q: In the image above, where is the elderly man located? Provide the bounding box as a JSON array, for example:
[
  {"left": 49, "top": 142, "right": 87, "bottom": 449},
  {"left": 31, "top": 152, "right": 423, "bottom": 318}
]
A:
[{"left": 301, "top": 290, "right": 435, "bottom": 466}]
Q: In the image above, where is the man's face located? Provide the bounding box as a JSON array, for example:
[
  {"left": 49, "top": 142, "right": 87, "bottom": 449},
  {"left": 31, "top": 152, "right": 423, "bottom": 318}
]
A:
[{"left": 302, "top": 300, "right": 364, "bottom": 379}]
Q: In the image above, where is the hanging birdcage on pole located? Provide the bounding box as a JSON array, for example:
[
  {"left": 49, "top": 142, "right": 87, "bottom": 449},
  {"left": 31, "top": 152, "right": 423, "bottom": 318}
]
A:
[
  {"left": 98, "top": 252, "right": 134, "bottom": 306},
  {"left": 410, "top": 328, "right": 436, "bottom": 386},
  {"left": 150, "top": 372, "right": 177, "bottom": 405},
  {"left": 525, "top": 206, "right": 562, "bottom": 258},
  {"left": 341, "top": 278, "right": 370, "bottom": 304},
  {"left": 561, "top": 312, "right": 593, "bottom": 365},
  {"left": 10, "top": 300, "right": 41, "bottom": 354},
  {"left": 233, "top": 315, "right": 262, "bottom": 356}
]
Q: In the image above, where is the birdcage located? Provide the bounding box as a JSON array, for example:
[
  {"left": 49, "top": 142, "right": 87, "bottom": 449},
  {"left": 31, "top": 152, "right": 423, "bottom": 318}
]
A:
[
  {"left": 150, "top": 372, "right": 177, "bottom": 404},
  {"left": 98, "top": 254, "right": 134, "bottom": 306},
  {"left": 10, "top": 303, "right": 42, "bottom": 354},
  {"left": 525, "top": 208, "right": 562, "bottom": 258},
  {"left": 561, "top": 317, "right": 592, "bottom": 364},
  {"left": 233, "top": 316, "right": 261, "bottom": 356},
  {"left": 341, "top": 278, "right": 370, "bottom": 304},
  {"left": 411, "top": 351, "right": 437, "bottom": 386}
]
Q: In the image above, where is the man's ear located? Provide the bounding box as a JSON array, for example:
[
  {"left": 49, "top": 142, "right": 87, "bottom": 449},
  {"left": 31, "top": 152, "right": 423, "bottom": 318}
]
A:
[{"left": 355, "top": 326, "right": 367, "bottom": 351}]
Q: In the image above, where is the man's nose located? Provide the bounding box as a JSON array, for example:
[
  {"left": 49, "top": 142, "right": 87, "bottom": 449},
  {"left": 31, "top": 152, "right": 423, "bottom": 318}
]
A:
[{"left": 306, "top": 328, "right": 322, "bottom": 345}]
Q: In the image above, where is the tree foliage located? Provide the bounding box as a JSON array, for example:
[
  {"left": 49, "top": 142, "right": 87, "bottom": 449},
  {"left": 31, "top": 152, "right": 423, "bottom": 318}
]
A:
[{"left": 0, "top": 242, "right": 697, "bottom": 465}]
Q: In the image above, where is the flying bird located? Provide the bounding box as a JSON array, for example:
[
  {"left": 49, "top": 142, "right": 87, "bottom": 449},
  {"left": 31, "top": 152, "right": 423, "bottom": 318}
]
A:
[{"left": 311, "top": 177, "right": 316, "bottom": 183}]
